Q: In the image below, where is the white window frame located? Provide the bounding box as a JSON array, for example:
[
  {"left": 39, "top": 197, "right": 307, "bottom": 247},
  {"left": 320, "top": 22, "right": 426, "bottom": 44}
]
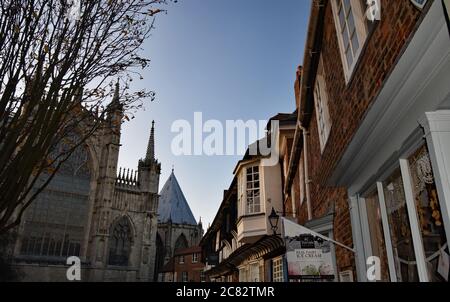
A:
[
  {"left": 192, "top": 253, "right": 198, "bottom": 263},
  {"left": 356, "top": 157, "right": 433, "bottom": 282},
  {"left": 200, "top": 271, "right": 206, "bottom": 282},
  {"left": 181, "top": 271, "right": 188, "bottom": 282},
  {"left": 331, "top": 0, "right": 369, "bottom": 82},
  {"left": 314, "top": 55, "right": 332, "bottom": 152},
  {"left": 179, "top": 255, "right": 185, "bottom": 264},
  {"left": 358, "top": 188, "right": 397, "bottom": 282},
  {"left": 272, "top": 256, "right": 284, "bottom": 282},
  {"left": 245, "top": 165, "right": 261, "bottom": 215}
]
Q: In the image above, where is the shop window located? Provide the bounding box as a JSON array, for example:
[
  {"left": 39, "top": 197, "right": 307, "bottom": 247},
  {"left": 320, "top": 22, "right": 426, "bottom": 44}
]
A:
[
  {"left": 408, "top": 145, "right": 448, "bottom": 282},
  {"left": 365, "top": 191, "right": 390, "bottom": 281},
  {"left": 272, "top": 257, "right": 284, "bottom": 282},
  {"left": 239, "top": 267, "right": 248, "bottom": 282},
  {"left": 249, "top": 262, "right": 260, "bottom": 282},
  {"left": 383, "top": 168, "right": 419, "bottom": 282}
]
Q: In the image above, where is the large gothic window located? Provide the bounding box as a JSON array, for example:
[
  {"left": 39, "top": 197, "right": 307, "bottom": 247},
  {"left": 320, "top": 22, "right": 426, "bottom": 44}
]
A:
[
  {"left": 108, "top": 217, "right": 133, "bottom": 266},
  {"left": 19, "top": 143, "right": 91, "bottom": 259},
  {"left": 154, "top": 233, "right": 165, "bottom": 280},
  {"left": 174, "top": 234, "right": 188, "bottom": 252}
]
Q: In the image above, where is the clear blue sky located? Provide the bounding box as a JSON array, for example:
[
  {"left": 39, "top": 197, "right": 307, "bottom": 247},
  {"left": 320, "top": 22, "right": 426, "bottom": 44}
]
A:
[{"left": 118, "top": 0, "right": 311, "bottom": 229}]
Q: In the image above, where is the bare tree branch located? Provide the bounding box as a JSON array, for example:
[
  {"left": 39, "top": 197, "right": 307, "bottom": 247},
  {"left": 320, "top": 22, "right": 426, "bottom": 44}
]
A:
[{"left": 0, "top": 0, "right": 174, "bottom": 233}]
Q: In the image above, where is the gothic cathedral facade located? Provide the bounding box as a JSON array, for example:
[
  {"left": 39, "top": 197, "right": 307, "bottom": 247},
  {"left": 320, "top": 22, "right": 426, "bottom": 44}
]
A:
[{"left": 9, "top": 84, "right": 161, "bottom": 281}]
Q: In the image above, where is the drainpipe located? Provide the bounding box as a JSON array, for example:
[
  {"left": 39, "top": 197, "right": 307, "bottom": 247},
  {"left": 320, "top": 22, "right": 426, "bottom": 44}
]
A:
[{"left": 298, "top": 122, "right": 312, "bottom": 221}]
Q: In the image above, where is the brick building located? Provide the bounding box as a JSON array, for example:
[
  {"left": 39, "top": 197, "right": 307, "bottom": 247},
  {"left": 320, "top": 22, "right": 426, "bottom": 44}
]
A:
[
  {"left": 284, "top": 0, "right": 450, "bottom": 282},
  {"left": 161, "top": 246, "right": 207, "bottom": 282}
]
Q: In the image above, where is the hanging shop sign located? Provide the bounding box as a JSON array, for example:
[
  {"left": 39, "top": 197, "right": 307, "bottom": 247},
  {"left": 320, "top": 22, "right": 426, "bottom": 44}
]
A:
[{"left": 282, "top": 218, "right": 336, "bottom": 281}]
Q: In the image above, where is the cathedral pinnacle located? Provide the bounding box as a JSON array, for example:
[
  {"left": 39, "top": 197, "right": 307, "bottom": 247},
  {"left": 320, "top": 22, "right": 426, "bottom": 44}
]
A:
[{"left": 145, "top": 120, "right": 155, "bottom": 161}]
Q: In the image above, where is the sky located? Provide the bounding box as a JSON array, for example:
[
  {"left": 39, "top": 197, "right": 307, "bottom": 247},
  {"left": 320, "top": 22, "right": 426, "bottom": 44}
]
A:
[{"left": 118, "top": 0, "right": 311, "bottom": 229}]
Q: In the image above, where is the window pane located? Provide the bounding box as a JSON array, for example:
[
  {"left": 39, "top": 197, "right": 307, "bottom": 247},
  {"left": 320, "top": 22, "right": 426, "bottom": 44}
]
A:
[
  {"left": 247, "top": 196, "right": 253, "bottom": 214},
  {"left": 383, "top": 169, "right": 419, "bottom": 282},
  {"left": 273, "top": 257, "right": 284, "bottom": 282},
  {"left": 408, "top": 145, "right": 448, "bottom": 282},
  {"left": 346, "top": 48, "right": 353, "bottom": 67},
  {"left": 338, "top": 5, "right": 346, "bottom": 29},
  {"left": 343, "top": 0, "right": 351, "bottom": 12},
  {"left": 20, "top": 143, "right": 91, "bottom": 259},
  {"left": 366, "top": 191, "right": 390, "bottom": 281},
  {"left": 342, "top": 24, "right": 349, "bottom": 47},
  {"left": 351, "top": 32, "right": 359, "bottom": 56},
  {"left": 254, "top": 204, "right": 260, "bottom": 213},
  {"left": 348, "top": 10, "right": 356, "bottom": 33}
]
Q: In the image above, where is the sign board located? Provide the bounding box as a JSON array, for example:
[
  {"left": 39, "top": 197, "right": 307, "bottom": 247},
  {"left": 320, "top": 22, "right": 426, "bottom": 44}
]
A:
[
  {"left": 206, "top": 253, "right": 219, "bottom": 266},
  {"left": 282, "top": 218, "right": 335, "bottom": 281}
]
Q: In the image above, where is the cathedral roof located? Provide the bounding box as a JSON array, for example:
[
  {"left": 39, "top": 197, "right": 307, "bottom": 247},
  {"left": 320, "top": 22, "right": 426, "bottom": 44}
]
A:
[{"left": 158, "top": 171, "right": 197, "bottom": 225}]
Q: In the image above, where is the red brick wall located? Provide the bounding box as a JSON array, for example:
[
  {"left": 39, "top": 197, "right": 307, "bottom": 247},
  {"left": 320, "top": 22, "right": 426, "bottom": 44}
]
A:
[
  {"left": 174, "top": 253, "right": 205, "bottom": 282},
  {"left": 318, "top": 0, "right": 424, "bottom": 184},
  {"left": 290, "top": 0, "right": 427, "bottom": 279}
]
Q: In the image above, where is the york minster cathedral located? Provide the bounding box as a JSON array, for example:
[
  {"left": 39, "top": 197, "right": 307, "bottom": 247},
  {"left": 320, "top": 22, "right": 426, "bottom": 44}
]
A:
[{"left": 6, "top": 85, "right": 202, "bottom": 282}]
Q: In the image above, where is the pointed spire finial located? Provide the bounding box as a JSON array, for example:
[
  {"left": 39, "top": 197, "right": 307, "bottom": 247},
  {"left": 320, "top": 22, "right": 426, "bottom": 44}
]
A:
[
  {"left": 112, "top": 80, "right": 120, "bottom": 103},
  {"left": 145, "top": 120, "right": 155, "bottom": 161},
  {"left": 172, "top": 164, "right": 174, "bottom": 174},
  {"left": 114, "top": 79, "right": 120, "bottom": 97},
  {"left": 109, "top": 79, "right": 124, "bottom": 113}
]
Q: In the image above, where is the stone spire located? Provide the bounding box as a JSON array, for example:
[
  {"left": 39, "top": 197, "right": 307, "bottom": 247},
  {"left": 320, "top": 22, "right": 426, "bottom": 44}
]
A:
[
  {"left": 111, "top": 80, "right": 122, "bottom": 110},
  {"left": 145, "top": 120, "right": 155, "bottom": 161}
]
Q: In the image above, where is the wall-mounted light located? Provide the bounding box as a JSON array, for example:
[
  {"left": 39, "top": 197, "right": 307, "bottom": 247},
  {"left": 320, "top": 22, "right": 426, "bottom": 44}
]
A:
[{"left": 268, "top": 207, "right": 280, "bottom": 236}]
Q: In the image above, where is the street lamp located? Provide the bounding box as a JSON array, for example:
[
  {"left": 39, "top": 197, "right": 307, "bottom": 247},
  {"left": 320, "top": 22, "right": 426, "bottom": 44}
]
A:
[{"left": 268, "top": 207, "right": 280, "bottom": 235}]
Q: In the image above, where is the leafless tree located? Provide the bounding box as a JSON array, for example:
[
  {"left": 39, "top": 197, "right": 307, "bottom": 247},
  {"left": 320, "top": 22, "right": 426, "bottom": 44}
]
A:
[{"left": 0, "top": 0, "right": 174, "bottom": 233}]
